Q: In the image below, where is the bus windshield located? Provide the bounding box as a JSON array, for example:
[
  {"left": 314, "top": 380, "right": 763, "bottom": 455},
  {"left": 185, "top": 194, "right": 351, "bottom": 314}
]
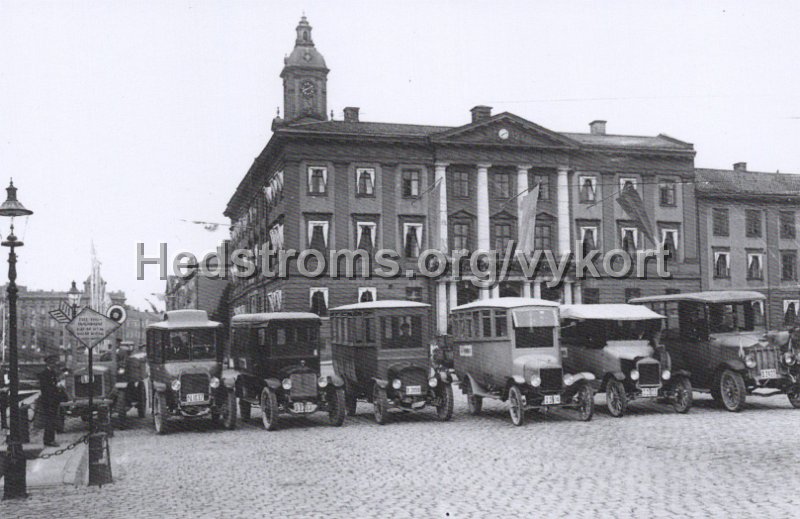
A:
[{"left": 164, "top": 329, "right": 218, "bottom": 361}]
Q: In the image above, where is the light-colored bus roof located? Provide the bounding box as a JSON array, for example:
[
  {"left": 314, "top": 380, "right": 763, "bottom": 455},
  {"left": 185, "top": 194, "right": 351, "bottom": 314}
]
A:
[
  {"left": 231, "top": 312, "right": 320, "bottom": 326},
  {"left": 330, "top": 300, "right": 430, "bottom": 311},
  {"left": 452, "top": 297, "right": 560, "bottom": 312},
  {"left": 629, "top": 290, "right": 766, "bottom": 304},
  {"left": 148, "top": 310, "right": 222, "bottom": 330},
  {"left": 560, "top": 304, "right": 665, "bottom": 321}
]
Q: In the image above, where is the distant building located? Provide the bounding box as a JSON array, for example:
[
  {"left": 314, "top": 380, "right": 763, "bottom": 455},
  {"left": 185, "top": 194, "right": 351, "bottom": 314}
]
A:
[
  {"left": 696, "top": 164, "right": 800, "bottom": 329},
  {"left": 165, "top": 275, "right": 230, "bottom": 328}
]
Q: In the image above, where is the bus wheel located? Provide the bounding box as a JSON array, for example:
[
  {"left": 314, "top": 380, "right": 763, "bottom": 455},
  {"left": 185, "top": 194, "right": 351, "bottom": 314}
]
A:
[
  {"left": 508, "top": 385, "right": 525, "bottom": 426},
  {"left": 260, "top": 388, "right": 279, "bottom": 431}
]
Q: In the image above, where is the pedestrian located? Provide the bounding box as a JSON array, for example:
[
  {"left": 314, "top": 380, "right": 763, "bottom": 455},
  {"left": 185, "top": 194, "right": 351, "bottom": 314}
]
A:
[
  {"left": 0, "top": 366, "right": 9, "bottom": 429},
  {"left": 37, "top": 354, "right": 62, "bottom": 447}
]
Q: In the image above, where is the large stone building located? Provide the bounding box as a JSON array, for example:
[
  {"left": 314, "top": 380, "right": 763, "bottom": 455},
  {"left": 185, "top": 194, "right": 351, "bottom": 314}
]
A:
[
  {"left": 224, "top": 17, "right": 702, "bottom": 336},
  {"left": 696, "top": 164, "right": 800, "bottom": 330}
]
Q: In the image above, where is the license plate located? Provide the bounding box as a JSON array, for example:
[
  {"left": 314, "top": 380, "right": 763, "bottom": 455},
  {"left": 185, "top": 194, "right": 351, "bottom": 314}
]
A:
[
  {"left": 760, "top": 369, "right": 778, "bottom": 379},
  {"left": 640, "top": 387, "right": 659, "bottom": 398},
  {"left": 543, "top": 394, "right": 561, "bottom": 405},
  {"left": 405, "top": 385, "right": 422, "bottom": 395},
  {"left": 185, "top": 393, "right": 205, "bottom": 403},
  {"left": 292, "top": 402, "right": 316, "bottom": 413}
]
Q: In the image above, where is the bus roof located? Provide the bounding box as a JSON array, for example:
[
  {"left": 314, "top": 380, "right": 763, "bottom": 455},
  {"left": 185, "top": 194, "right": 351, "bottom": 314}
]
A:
[
  {"left": 148, "top": 310, "right": 222, "bottom": 330},
  {"left": 230, "top": 312, "right": 320, "bottom": 326},
  {"left": 560, "top": 304, "right": 665, "bottom": 321},
  {"left": 451, "top": 297, "right": 560, "bottom": 312},
  {"left": 629, "top": 290, "right": 766, "bottom": 305},
  {"left": 329, "top": 300, "right": 430, "bottom": 312}
]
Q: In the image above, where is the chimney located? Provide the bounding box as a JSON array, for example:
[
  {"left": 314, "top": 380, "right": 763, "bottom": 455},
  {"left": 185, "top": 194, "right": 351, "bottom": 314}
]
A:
[
  {"left": 733, "top": 162, "right": 747, "bottom": 172},
  {"left": 343, "top": 107, "right": 360, "bottom": 123},
  {"left": 470, "top": 105, "right": 492, "bottom": 123},
  {"left": 589, "top": 120, "right": 607, "bottom": 135}
]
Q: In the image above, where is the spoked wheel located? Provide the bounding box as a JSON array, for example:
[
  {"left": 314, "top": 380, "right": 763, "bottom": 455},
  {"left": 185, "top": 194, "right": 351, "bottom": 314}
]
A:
[
  {"left": 153, "top": 392, "right": 168, "bottom": 435},
  {"left": 260, "top": 387, "right": 279, "bottom": 431},
  {"left": 239, "top": 398, "right": 251, "bottom": 421},
  {"left": 606, "top": 379, "right": 628, "bottom": 418},
  {"left": 719, "top": 369, "right": 746, "bottom": 412},
  {"left": 373, "top": 385, "right": 390, "bottom": 425},
  {"left": 787, "top": 384, "right": 800, "bottom": 409},
  {"left": 222, "top": 389, "right": 237, "bottom": 430},
  {"left": 574, "top": 383, "right": 594, "bottom": 422},
  {"left": 344, "top": 384, "right": 358, "bottom": 417},
  {"left": 508, "top": 385, "right": 525, "bottom": 426},
  {"left": 328, "top": 388, "right": 346, "bottom": 426},
  {"left": 465, "top": 378, "right": 483, "bottom": 415},
  {"left": 436, "top": 384, "right": 454, "bottom": 422},
  {"left": 671, "top": 376, "right": 693, "bottom": 414}
]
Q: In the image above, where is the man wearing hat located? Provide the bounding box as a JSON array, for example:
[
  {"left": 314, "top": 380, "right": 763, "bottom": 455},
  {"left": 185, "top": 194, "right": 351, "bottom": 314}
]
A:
[{"left": 37, "top": 354, "right": 62, "bottom": 447}]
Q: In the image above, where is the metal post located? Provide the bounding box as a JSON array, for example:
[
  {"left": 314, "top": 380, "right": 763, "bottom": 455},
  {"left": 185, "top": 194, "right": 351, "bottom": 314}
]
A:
[
  {"left": 3, "top": 233, "right": 26, "bottom": 499},
  {"left": 88, "top": 347, "right": 94, "bottom": 434}
]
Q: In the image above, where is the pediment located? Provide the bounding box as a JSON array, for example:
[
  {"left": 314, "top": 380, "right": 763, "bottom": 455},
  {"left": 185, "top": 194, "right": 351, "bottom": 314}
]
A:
[
  {"left": 431, "top": 112, "right": 579, "bottom": 149},
  {"left": 449, "top": 209, "right": 476, "bottom": 220}
]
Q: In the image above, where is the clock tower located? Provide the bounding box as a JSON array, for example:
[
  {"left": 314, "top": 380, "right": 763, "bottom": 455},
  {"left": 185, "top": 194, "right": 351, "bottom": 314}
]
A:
[{"left": 280, "top": 16, "right": 329, "bottom": 123}]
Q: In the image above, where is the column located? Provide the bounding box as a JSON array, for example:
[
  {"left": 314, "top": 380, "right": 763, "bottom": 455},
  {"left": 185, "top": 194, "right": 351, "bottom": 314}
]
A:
[
  {"left": 490, "top": 285, "right": 500, "bottom": 299},
  {"left": 516, "top": 164, "right": 531, "bottom": 219},
  {"left": 573, "top": 283, "right": 582, "bottom": 304},
  {"left": 557, "top": 166, "right": 571, "bottom": 256},
  {"left": 476, "top": 163, "right": 491, "bottom": 251},
  {"left": 448, "top": 281, "right": 458, "bottom": 310},
  {"left": 563, "top": 281, "right": 573, "bottom": 304},
  {"left": 437, "top": 282, "right": 448, "bottom": 335},
  {"left": 522, "top": 282, "right": 531, "bottom": 298},
  {"left": 533, "top": 281, "right": 542, "bottom": 299},
  {"left": 435, "top": 162, "right": 450, "bottom": 252}
]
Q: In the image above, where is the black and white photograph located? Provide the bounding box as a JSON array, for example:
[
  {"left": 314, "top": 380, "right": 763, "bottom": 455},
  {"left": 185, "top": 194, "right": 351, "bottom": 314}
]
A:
[{"left": 2, "top": 1, "right": 800, "bottom": 517}]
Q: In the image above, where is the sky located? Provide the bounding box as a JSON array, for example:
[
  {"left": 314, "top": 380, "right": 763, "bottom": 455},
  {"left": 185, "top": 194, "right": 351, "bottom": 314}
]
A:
[{"left": 1, "top": 0, "right": 800, "bottom": 310}]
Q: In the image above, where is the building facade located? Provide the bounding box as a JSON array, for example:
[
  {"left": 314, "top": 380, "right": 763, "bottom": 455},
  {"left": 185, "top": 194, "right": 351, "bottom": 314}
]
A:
[
  {"left": 224, "top": 17, "right": 703, "bottom": 336},
  {"left": 697, "top": 164, "right": 800, "bottom": 330}
]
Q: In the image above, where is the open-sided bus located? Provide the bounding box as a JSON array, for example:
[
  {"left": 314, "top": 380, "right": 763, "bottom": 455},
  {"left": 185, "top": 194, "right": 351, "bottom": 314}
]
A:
[
  {"left": 450, "top": 298, "right": 595, "bottom": 426},
  {"left": 630, "top": 291, "right": 800, "bottom": 411},
  {"left": 560, "top": 304, "right": 692, "bottom": 416},
  {"left": 146, "top": 310, "right": 235, "bottom": 434},
  {"left": 329, "top": 301, "right": 454, "bottom": 425},
  {"left": 228, "top": 312, "right": 346, "bottom": 431}
]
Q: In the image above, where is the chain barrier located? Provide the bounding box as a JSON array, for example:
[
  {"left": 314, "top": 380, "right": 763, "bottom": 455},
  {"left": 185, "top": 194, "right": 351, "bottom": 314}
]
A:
[{"left": 35, "top": 429, "right": 94, "bottom": 460}]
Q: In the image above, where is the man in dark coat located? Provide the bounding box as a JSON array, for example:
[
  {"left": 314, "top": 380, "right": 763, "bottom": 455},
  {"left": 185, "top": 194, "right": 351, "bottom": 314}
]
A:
[{"left": 37, "top": 355, "right": 61, "bottom": 447}]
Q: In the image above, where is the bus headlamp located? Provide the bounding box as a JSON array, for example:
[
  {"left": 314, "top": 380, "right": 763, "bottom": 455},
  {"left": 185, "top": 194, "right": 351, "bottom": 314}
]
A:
[
  {"left": 282, "top": 378, "right": 292, "bottom": 390},
  {"left": 392, "top": 379, "right": 402, "bottom": 390},
  {"left": 171, "top": 379, "right": 181, "bottom": 391}
]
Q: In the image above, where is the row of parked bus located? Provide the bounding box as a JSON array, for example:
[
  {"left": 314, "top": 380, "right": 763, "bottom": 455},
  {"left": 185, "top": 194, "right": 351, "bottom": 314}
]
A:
[{"left": 143, "top": 290, "right": 800, "bottom": 432}]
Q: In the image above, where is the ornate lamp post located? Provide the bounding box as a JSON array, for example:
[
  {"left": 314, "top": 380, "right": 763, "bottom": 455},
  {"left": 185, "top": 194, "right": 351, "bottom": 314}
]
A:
[
  {"left": 1, "top": 180, "right": 33, "bottom": 500},
  {"left": 66, "top": 281, "right": 81, "bottom": 366}
]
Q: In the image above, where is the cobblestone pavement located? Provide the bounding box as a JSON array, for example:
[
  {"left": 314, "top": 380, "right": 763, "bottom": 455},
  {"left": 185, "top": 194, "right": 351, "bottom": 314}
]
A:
[{"left": 3, "top": 390, "right": 800, "bottom": 518}]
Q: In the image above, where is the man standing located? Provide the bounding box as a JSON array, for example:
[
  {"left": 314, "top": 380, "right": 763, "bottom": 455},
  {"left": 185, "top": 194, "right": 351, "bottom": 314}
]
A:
[{"left": 37, "top": 355, "right": 61, "bottom": 447}]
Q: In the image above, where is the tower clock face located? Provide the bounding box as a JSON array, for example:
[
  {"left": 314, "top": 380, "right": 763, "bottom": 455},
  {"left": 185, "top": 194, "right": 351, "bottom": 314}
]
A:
[{"left": 301, "top": 80, "right": 316, "bottom": 98}]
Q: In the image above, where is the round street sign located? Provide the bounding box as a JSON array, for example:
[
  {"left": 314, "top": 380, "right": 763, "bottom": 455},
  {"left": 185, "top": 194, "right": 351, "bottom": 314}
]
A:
[{"left": 107, "top": 304, "right": 128, "bottom": 324}]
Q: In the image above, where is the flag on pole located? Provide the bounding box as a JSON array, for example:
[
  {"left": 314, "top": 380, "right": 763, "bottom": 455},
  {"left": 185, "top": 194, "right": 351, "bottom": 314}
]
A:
[
  {"left": 616, "top": 183, "right": 656, "bottom": 247},
  {"left": 517, "top": 183, "right": 540, "bottom": 255}
]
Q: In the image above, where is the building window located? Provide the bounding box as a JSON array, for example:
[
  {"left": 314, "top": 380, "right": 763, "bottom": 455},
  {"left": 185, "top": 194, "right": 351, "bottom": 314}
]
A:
[
  {"left": 266, "top": 290, "right": 283, "bottom": 312},
  {"left": 747, "top": 252, "right": 764, "bottom": 280},
  {"left": 452, "top": 221, "right": 471, "bottom": 252},
  {"left": 745, "top": 209, "right": 762, "bottom": 238},
  {"left": 659, "top": 179, "right": 676, "bottom": 206},
  {"left": 712, "top": 208, "right": 729, "bottom": 237},
  {"left": 268, "top": 222, "right": 284, "bottom": 251},
  {"left": 307, "top": 220, "right": 329, "bottom": 251},
  {"left": 620, "top": 177, "right": 638, "bottom": 192},
  {"left": 358, "top": 287, "right": 377, "bottom": 303},
  {"left": 403, "top": 223, "right": 423, "bottom": 258},
  {"left": 784, "top": 300, "right": 799, "bottom": 327},
  {"left": 579, "top": 176, "right": 596, "bottom": 203},
  {"left": 309, "top": 288, "right": 329, "bottom": 317},
  {"left": 405, "top": 287, "right": 422, "bottom": 302},
  {"left": 625, "top": 288, "right": 642, "bottom": 302},
  {"left": 308, "top": 167, "right": 327, "bottom": 195},
  {"left": 494, "top": 222, "right": 513, "bottom": 251},
  {"left": 621, "top": 227, "right": 638, "bottom": 258},
  {"left": 534, "top": 223, "right": 552, "bottom": 252},
  {"left": 782, "top": 251, "right": 797, "bottom": 281},
  {"left": 661, "top": 228, "right": 679, "bottom": 260},
  {"left": 356, "top": 222, "right": 377, "bottom": 254},
  {"left": 531, "top": 174, "right": 550, "bottom": 200},
  {"left": 493, "top": 172, "right": 511, "bottom": 199},
  {"left": 356, "top": 168, "right": 376, "bottom": 196},
  {"left": 402, "top": 170, "right": 420, "bottom": 198},
  {"left": 453, "top": 171, "right": 470, "bottom": 198},
  {"left": 582, "top": 288, "right": 600, "bottom": 304},
  {"left": 713, "top": 250, "right": 730, "bottom": 279},
  {"left": 580, "top": 226, "right": 598, "bottom": 257},
  {"left": 780, "top": 211, "right": 796, "bottom": 240}
]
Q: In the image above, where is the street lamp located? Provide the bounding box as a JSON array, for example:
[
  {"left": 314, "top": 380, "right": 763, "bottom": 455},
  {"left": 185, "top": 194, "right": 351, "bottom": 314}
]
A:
[
  {"left": 66, "top": 281, "right": 81, "bottom": 365},
  {"left": 0, "top": 179, "right": 33, "bottom": 500}
]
